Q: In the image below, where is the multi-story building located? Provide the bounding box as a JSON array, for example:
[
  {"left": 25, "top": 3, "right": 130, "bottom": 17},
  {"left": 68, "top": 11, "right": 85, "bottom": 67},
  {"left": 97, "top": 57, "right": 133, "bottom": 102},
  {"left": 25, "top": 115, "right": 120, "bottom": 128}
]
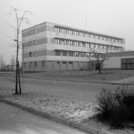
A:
[{"left": 22, "top": 21, "right": 125, "bottom": 71}]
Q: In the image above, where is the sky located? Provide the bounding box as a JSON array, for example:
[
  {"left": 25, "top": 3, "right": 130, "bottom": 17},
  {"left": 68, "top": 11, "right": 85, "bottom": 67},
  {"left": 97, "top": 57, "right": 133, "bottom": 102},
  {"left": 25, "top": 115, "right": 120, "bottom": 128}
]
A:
[{"left": 0, "top": 0, "right": 134, "bottom": 64}]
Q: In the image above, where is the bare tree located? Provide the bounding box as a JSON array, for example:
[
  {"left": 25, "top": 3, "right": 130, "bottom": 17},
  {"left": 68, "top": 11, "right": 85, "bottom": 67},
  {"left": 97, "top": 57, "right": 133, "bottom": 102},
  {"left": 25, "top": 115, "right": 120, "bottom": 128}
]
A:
[
  {"left": 8, "top": 6, "right": 32, "bottom": 94},
  {"left": 0, "top": 55, "right": 6, "bottom": 71},
  {"left": 87, "top": 48, "right": 109, "bottom": 74}
]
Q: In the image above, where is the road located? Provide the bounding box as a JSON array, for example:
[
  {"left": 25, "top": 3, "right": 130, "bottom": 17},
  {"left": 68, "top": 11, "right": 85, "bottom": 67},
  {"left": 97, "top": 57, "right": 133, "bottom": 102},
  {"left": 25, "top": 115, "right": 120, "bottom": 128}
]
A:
[
  {"left": 0, "top": 102, "right": 86, "bottom": 134},
  {"left": 0, "top": 76, "right": 119, "bottom": 103}
]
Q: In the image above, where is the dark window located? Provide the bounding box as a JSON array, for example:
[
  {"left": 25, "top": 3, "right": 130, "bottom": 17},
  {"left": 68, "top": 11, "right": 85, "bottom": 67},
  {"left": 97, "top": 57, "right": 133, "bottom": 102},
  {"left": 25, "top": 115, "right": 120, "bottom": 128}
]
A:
[
  {"left": 29, "top": 52, "right": 32, "bottom": 57},
  {"left": 63, "top": 51, "right": 67, "bottom": 56},
  {"left": 62, "top": 61, "right": 67, "bottom": 64},
  {"left": 122, "top": 58, "right": 134, "bottom": 70},
  {"left": 69, "top": 62, "right": 73, "bottom": 64},
  {"left": 34, "top": 62, "right": 37, "bottom": 67},
  {"left": 23, "top": 62, "right": 26, "bottom": 68},
  {"left": 42, "top": 61, "right": 45, "bottom": 67},
  {"left": 57, "top": 61, "right": 60, "bottom": 64},
  {"left": 55, "top": 50, "right": 60, "bottom": 56}
]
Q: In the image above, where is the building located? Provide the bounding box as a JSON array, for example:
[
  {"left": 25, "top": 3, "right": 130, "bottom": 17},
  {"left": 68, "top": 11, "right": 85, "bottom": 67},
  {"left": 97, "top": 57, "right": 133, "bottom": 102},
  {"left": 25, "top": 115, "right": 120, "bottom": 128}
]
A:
[
  {"left": 104, "top": 51, "right": 134, "bottom": 70},
  {"left": 22, "top": 21, "right": 125, "bottom": 72},
  {"left": 1, "top": 65, "right": 15, "bottom": 71}
]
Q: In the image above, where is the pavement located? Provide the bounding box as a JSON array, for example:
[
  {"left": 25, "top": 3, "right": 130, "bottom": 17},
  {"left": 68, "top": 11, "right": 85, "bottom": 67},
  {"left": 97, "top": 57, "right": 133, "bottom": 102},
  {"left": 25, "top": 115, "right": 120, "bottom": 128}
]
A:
[
  {"left": 111, "top": 76, "right": 134, "bottom": 85},
  {"left": 1, "top": 73, "right": 134, "bottom": 134},
  {"left": 0, "top": 77, "right": 120, "bottom": 104},
  {"left": 0, "top": 101, "right": 86, "bottom": 134}
]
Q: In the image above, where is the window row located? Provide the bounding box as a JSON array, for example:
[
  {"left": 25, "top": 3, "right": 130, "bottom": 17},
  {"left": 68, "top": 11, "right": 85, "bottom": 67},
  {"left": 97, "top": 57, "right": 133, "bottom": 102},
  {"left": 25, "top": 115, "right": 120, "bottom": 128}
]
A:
[
  {"left": 24, "top": 50, "right": 46, "bottom": 58},
  {"left": 55, "top": 50, "right": 92, "bottom": 57},
  {"left": 122, "top": 64, "right": 134, "bottom": 70},
  {"left": 24, "top": 61, "right": 45, "bottom": 68},
  {"left": 54, "top": 39, "right": 122, "bottom": 51},
  {"left": 22, "top": 25, "right": 46, "bottom": 37},
  {"left": 122, "top": 58, "right": 134, "bottom": 64},
  {"left": 23, "top": 38, "right": 47, "bottom": 48},
  {"left": 54, "top": 27, "right": 124, "bottom": 43}
]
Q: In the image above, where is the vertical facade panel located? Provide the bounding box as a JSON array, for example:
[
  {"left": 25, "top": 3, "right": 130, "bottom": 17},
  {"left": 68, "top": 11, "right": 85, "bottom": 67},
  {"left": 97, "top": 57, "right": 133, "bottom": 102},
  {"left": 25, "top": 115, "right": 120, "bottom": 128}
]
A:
[
  {"left": 46, "top": 61, "right": 53, "bottom": 71},
  {"left": 61, "top": 62, "right": 67, "bottom": 71},
  {"left": 53, "top": 61, "right": 60, "bottom": 71},
  {"left": 73, "top": 62, "right": 79, "bottom": 70},
  {"left": 67, "top": 62, "right": 73, "bottom": 71}
]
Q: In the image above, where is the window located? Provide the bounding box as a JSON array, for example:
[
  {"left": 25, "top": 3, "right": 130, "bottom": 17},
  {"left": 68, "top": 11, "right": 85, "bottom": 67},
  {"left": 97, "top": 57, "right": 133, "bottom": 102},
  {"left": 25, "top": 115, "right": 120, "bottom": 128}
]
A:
[
  {"left": 122, "top": 58, "right": 134, "bottom": 70},
  {"left": 91, "top": 44, "right": 94, "bottom": 48},
  {"left": 86, "top": 53, "right": 90, "bottom": 56},
  {"left": 69, "top": 51, "right": 73, "bottom": 56},
  {"left": 92, "top": 34, "right": 95, "bottom": 38},
  {"left": 70, "top": 41, "right": 73, "bottom": 46},
  {"left": 29, "top": 30, "right": 33, "bottom": 35},
  {"left": 55, "top": 39, "right": 60, "bottom": 44},
  {"left": 69, "top": 62, "right": 73, "bottom": 64},
  {"left": 63, "top": 51, "right": 67, "bottom": 56},
  {"left": 61, "top": 40, "right": 64, "bottom": 45},
  {"left": 87, "top": 34, "right": 90, "bottom": 38},
  {"left": 78, "top": 42, "right": 81, "bottom": 47},
  {"left": 83, "top": 33, "right": 86, "bottom": 37},
  {"left": 55, "top": 27, "right": 60, "bottom": 33},
  {"left": 62, "top": 61, "right": 67, "bottom": 64},
  {"left": 33, "top": 29, "right": 36, "bottom": 34},
  {"left": 76, "top": 42, "right": 78, "bottom": 46},
  {"left": 74, "top": 52, "right": 79, "bottom": 57},
  {"left": 29, "top": 41, "right": 33, "bottom": 46},
  {"left": 88, "top": 43, "right": 90, "bottom": 48},
  {"left": 64, "top": 40, "right": 67, "bottom": 45},
  {"left": 23, "top": 62, "right": 26, "bottom": 68},
  {"left": 82, "top": 42, "right": 86, "bottom": 47},
  {"left": 29, "top": 52, "right": 32, "bottom": 57},
  {"left": 76, "top": 31, "right": 79, "bottom": 36},
  {"left": 37, "top": 38, "right": 46, "bottom": 45},
  {"left": 33, "top": 40, "right": 37, "bottom": 45},
  {"left": 55, "top": 50, "right": 60, "bottom": 56},
  {"left": 42, "top": 61, "right": 45, "bottom": 67},
  {"left": 37, "top": 26, "right": 45, "bottom": 33},
  {"left": 34, "top": 62, "right": 37, "bottom": 68}
]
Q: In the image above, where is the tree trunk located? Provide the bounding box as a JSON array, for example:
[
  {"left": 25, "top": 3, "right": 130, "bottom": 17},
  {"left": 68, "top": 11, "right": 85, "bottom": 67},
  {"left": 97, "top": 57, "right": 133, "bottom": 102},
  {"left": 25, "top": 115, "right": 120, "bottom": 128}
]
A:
[
  {"left": 99, "top": 63, "right": 101, "bottom": 74},
  {"left": 15, "top": 61, "right": 18, "bottom": 94},
  {"left": 18, "top": 61, "right": 21, "bottom": 94}
]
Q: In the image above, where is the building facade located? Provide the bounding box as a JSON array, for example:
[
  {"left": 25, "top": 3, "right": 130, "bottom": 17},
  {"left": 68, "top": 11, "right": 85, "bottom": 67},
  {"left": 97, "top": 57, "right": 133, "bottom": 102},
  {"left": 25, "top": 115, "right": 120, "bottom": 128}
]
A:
[
  {"left": 22, "top": 21, "right": 125, "bottom": 72},
  {"left": 103, "top": 51, "right": 134, "bottom": 70}
]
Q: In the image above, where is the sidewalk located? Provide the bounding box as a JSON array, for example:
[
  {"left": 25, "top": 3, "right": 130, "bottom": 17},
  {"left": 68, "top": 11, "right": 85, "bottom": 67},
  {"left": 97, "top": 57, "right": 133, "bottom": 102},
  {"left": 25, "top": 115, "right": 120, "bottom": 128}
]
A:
[{"left": 111, "top": 76, "right": 134, "bottom": 85}]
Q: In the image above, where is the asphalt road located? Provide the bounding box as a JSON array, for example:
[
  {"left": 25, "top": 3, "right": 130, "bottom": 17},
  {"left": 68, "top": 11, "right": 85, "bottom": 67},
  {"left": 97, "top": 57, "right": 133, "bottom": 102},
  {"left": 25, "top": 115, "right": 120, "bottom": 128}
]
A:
[
  {"left": 0, "top": 102, "right": 86, "bottom": 134},
  {"left": 0, "top": 76, "right": 119, "bottom": 103}
]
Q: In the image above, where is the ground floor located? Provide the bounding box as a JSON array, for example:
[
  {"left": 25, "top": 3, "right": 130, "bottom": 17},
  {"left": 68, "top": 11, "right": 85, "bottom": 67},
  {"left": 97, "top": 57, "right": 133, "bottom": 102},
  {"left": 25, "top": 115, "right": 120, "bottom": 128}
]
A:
[
  {"left": 23, "top": 60, "right": 97, "bottom": 72},
  {"left": 103, "top": 52, "right": 134, "bottom": 70}
]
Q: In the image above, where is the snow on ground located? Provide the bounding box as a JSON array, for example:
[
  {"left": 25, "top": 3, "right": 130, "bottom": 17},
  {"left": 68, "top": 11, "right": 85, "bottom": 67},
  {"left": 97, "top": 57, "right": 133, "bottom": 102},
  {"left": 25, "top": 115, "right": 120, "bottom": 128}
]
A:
[{"left": 0, "top": 86, "right": 97, "bottom": 123}]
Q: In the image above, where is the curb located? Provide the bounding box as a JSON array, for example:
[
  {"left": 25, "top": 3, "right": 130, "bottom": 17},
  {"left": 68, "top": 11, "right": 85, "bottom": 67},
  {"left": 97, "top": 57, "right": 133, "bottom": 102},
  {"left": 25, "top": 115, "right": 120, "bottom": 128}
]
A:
[
  {"left": 1, "top": 75, "right": 134, "bottom": 86},
  {"left": 0, "top": 98, "right": 115, "bottom": 134},
  {"left": 24, "top": 76, "right": 134, "bottom": 86}
]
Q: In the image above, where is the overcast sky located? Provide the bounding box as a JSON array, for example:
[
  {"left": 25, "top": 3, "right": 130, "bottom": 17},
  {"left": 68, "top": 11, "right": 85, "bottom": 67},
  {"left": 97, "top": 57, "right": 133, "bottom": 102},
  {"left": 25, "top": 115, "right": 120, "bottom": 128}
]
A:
[{"left": 0, "top": 0, "right": 134, "bottom": 64}]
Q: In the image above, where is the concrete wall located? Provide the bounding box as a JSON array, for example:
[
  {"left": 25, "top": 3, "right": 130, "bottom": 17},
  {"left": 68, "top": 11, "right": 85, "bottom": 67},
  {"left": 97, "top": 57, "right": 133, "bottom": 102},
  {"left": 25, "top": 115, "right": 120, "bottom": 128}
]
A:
[
  {"left": 67, "top": 62, "right": 73, "bottom": 71},
  {"left": 103, "top": 56, "right": 134, "bottom": 69},
  {"left": 23, "top": 61, "right": 93, "bottom": 72}
]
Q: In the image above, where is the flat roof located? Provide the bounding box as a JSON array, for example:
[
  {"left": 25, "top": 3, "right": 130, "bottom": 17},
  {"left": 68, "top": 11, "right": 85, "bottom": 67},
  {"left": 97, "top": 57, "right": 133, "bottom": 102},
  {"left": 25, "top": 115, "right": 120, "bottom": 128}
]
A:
[{"left": 108, "top": 51, "right": 134, "bottom": 57}]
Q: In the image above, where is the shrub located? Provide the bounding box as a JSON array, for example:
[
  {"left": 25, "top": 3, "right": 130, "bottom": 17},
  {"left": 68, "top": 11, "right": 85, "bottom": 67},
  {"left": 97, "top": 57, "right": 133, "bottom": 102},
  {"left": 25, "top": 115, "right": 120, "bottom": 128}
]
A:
[
  {"left": 96, "top": 88, "right": 114, "bottom": 121},
  {"left": 96, "top": 86, "right": 134, "bottom": 128}
]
